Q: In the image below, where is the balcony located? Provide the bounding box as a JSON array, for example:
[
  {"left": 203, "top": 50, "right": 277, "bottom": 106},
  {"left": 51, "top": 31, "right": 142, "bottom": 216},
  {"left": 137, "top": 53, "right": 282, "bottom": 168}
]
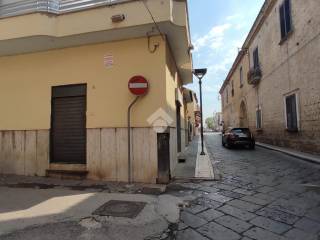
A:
[
  {"left": 0, "top": 0, "right": 126, "bottom": 19},
  {"left": 0, "top": 0, "right": 193, "bottom": 84},
  {"left": 247, "top": 67, "right": 262, "bottom": 85}
]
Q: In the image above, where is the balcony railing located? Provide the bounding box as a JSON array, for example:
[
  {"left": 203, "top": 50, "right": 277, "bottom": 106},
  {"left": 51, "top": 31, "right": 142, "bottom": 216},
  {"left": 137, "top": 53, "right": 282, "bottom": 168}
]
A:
[
  {"left": 0, "top": 0, "right": 130, "bottom": 18},
  {"left": 247, "top": 67, "right": 262, "bottom": 85}
]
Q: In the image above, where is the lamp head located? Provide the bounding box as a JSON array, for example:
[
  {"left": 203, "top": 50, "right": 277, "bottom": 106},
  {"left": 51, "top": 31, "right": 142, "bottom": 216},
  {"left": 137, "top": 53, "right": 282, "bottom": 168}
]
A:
[{"left": 193, "top": 68, "right": 207, "bottom": 80}]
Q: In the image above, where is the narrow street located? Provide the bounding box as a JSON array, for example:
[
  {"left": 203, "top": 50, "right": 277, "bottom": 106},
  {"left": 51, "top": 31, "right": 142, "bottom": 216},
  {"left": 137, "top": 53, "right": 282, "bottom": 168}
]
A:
[
  {"left": 1, "top": 0, "right": 320, "bottom": 239},
  {"left": 175, "top": 133, "right": 320, "bottom": 240},
  {"left": 0, "top": 133, "right": 320, "bottom": 240}
]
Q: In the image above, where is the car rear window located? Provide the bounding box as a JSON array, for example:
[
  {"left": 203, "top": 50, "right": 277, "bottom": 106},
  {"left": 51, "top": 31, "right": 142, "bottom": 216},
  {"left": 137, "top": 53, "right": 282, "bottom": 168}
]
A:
[{"left": 232, "top": 129, "right": 250, "bottom": 134}]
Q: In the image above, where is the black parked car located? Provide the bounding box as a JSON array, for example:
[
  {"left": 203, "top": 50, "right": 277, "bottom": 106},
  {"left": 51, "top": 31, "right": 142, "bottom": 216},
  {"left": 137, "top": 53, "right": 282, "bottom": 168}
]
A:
[{"left": 222, "top": 128, "right": 255, "bottom": 149}]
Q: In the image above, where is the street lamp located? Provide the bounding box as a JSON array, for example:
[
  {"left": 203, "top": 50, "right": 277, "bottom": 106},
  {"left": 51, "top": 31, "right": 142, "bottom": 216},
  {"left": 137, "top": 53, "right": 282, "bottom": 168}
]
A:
[{"left": 193, "top": 68, "right": 207, "bottom": 155}]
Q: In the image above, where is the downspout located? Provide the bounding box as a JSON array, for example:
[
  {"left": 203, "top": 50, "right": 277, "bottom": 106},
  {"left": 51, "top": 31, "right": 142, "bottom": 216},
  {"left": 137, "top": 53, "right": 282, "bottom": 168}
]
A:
[{"left": 127, "top": 96, "right": 140, "bottom": 184}]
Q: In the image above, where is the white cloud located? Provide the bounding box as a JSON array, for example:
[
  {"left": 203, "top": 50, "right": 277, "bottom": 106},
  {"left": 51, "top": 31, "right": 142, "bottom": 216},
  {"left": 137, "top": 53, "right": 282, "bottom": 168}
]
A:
[
  {"left": 193, "top": 23, "right": 232, "bottom": 52},
  {"left": 235, "top": 22, "right": 247, "bottom": 30},
  {"left": 226, "top": 13, "right": 248, "bottom": 30},
  {"left": 206, "top": 47, "right": 239, "bottom": 78},
  {"left": 203, "top": 84, "right": 221, "bottom": 93},
  {"left": 226, "top": 14, "right": 241, "bottom": 21}
]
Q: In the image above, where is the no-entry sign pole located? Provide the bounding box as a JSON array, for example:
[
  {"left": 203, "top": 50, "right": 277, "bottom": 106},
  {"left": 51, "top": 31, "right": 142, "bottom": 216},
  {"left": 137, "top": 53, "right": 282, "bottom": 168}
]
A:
[
  {"left": 127, "top": 76, "right": 149, "bottom": 183},
  {"left": 127, "top": 96, "right": 139, "bottom": 184}
]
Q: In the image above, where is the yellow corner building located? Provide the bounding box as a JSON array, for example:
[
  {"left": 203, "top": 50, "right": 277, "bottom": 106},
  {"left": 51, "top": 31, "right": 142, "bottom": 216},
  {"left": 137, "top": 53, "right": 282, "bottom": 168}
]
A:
[{"left": 0, "top": 0, "right": 194, "bottom": 183}]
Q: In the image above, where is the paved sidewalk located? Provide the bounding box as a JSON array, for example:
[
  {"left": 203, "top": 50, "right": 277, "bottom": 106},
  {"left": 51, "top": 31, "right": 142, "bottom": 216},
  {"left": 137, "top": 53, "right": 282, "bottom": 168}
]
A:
[
  {"left": 195, "top": 140, "right": 214, "bottom": 179},
  {"left": 173, "top": 136, "right": 199, "bottom": 179},
  {"left": 257, "top": 142, "right": 320, "bottom": 164},
  {"left": 173, "top": 136, "right": 214, "bottom": 180}
]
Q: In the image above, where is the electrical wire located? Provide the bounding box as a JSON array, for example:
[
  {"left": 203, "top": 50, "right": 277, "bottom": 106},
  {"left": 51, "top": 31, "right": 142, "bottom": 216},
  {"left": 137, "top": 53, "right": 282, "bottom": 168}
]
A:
[{"left": 141, "top": 0, "right": 165, "bottom": 41}]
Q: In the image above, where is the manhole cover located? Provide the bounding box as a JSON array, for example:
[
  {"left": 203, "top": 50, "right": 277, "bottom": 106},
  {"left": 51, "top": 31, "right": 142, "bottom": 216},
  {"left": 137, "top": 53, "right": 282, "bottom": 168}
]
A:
[{"left": 92, "top": 200, "right": 146, "bottom": 218}]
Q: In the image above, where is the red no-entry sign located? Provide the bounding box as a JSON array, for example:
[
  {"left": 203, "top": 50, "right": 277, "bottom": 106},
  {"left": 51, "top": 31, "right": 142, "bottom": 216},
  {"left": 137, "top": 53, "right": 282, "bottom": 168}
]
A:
[{"left": 128, "top": 76, "right": 149, "bottom": 96}]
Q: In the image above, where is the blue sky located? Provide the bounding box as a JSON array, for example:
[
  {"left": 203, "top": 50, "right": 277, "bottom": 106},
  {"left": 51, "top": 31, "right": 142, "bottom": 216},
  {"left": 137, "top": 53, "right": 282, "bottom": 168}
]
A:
[{"left": 186, "top": 0, "right": 264, "bottom": 120}]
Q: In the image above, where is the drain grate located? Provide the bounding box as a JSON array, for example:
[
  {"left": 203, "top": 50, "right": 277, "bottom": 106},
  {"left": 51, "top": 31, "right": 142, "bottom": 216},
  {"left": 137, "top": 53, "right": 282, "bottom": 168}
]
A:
[{"left": 92, "top": 200, "right": 146, "bottom": 218}]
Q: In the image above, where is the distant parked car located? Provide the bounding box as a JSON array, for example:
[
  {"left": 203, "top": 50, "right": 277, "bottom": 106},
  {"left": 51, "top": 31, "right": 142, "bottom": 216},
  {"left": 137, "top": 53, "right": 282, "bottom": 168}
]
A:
[{"left": 222, "top": 128, "right": 255, "bottom": 149}]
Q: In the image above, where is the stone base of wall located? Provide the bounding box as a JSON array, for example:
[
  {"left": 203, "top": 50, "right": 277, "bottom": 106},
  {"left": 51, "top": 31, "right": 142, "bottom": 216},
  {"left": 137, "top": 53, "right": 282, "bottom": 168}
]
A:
[
  {"left": 0, "top": 130, "right": 49, "bottom": 177},
  {"left": 0, "top": 128, "right": 182, "bottom": 183},
  {"left": 86, "top": 128, "right": 158, "bottom": 183},
  {"left": 255, "top": 130, "right": 320, "bottom": 155}
]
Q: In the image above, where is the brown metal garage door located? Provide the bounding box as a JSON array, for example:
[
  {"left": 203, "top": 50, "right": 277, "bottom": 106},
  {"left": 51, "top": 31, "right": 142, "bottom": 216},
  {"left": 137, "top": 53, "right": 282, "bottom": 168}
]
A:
[{"left": 50, "top": 84, "right": 86, "bottom": 164}]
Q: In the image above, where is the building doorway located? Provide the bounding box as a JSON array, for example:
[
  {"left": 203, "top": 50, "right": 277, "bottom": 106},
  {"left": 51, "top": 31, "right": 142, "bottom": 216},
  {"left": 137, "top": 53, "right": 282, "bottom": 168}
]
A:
[
  {"left": 240, "top": 101, "right": 248, "bottom": 127},
  {"left": 188, "top": 118, "right": 192, "bottom": 142},
  {"left": 50, "top": 84, "right": 87, "bottom": 164}
]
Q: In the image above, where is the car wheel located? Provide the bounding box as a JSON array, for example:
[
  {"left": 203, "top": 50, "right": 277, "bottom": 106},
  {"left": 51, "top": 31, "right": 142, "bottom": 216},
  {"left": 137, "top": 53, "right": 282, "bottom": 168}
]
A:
[{"left": 226, "top": 142, "right": 232, "bottom": 149}]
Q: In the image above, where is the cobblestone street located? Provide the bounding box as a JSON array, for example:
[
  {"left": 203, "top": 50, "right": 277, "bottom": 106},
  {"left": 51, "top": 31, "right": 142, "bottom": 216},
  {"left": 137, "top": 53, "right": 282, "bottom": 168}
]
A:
[
  {"left": 1, "top": 133, "right": 320, "bottom": 240},
  {"left": 174, "top": 133, "right": 320, "bottom": 240}
]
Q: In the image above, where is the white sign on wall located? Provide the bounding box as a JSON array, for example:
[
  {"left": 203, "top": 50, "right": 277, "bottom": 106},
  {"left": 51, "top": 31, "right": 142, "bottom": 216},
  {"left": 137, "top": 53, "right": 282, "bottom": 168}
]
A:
[{"left": 104, "top": 54, "right": 114, "bottom": 68}]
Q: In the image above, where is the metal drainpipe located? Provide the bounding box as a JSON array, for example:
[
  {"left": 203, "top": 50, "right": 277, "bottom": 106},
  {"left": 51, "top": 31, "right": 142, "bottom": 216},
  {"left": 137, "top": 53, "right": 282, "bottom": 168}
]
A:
[{"left": 127, "top": 96, "right": 140, "bottom": 184}]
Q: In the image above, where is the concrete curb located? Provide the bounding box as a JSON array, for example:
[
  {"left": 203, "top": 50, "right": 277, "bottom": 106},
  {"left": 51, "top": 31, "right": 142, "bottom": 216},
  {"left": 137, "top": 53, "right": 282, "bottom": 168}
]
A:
[
  {"left": 195, "top": 139, "right": 215, "bottom": 180},
  {"left": 256, "top": 142, "right": 320, "bottom": 164},
  {"left": 172, "top": 177, "right": 215, "bottom": 182}
]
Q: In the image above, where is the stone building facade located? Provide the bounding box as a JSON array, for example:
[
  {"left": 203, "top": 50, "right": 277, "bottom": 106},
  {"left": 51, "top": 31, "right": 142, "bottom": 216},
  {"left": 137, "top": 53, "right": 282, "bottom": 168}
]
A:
[{"left": 220, "top": 0, "right": 320, "bottom": 154}]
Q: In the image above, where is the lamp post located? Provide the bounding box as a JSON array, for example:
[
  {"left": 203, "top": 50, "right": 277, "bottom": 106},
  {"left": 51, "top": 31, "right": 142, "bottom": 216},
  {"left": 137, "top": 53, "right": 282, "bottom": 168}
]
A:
[{"left": 193, "top": 68, "right": 207, "bottom": 155}]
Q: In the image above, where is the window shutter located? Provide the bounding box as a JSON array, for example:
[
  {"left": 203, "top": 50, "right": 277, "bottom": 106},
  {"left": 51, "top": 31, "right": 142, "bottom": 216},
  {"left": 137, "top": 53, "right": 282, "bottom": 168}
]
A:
[
  {"left": 256, "top": 109, "right": 262, "bottom": 129},
  {"left": 240, "top": 67, "right": 243, "bottom": 86},
  {"left": 280, "top": 4, "right": 286, "bottom": 39},
  {"left": 291, "top": 95, "right": 297, "bottom": 129},
  {"left": 286, "top": 95, "right": 298, "bottom": 130},
  {"left": 253, "top": 48, "right": 259, "bottom": 69},
  {"left": 286, "top": 96, "right": 292, "bottom": 129},
  {"left": 284, "top": 0, "right": 292, "bottom": 34}
]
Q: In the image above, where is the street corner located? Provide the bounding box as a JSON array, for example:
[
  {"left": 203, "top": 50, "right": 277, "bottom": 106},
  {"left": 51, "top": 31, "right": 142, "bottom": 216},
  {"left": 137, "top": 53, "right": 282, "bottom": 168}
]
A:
[
  {"left": 0, "top": 0, "right": 320, "bottom": 239},
  {"left": 147, "top": 108, "right": 174, "bottom": 133}
]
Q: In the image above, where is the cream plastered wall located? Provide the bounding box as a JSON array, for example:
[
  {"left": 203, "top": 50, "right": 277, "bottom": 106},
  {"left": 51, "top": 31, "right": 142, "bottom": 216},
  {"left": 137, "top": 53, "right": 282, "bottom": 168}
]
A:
[
  {"left": 165, "top": 43, "right": 187, "bottom": 130},
  {"left": 186, "top": 98, "right": 197, "bottom": 125},
  {"left": 0, "top": 36, "right": 167, "bottom": 130},
  {"left": 186, "top": 99, "right": 197, "bottom": 140},
  {"left": 165, "top": 41, "right": 187, "bottom": 172},
  {"left": 0, "top": 0, "right": 171, "bottom": 40}
]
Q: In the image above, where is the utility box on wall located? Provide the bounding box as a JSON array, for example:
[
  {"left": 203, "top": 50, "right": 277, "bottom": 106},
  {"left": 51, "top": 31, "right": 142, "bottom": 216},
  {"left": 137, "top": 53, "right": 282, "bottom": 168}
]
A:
[{"left": 157, "top": 132, "right": 170, "bottom": 184}]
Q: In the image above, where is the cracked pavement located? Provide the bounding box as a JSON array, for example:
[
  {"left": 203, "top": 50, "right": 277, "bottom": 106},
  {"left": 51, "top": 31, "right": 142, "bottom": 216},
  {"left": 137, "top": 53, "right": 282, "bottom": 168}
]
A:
[{"left": 0, "top": 183, "right": 182, "bottom": 240}]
